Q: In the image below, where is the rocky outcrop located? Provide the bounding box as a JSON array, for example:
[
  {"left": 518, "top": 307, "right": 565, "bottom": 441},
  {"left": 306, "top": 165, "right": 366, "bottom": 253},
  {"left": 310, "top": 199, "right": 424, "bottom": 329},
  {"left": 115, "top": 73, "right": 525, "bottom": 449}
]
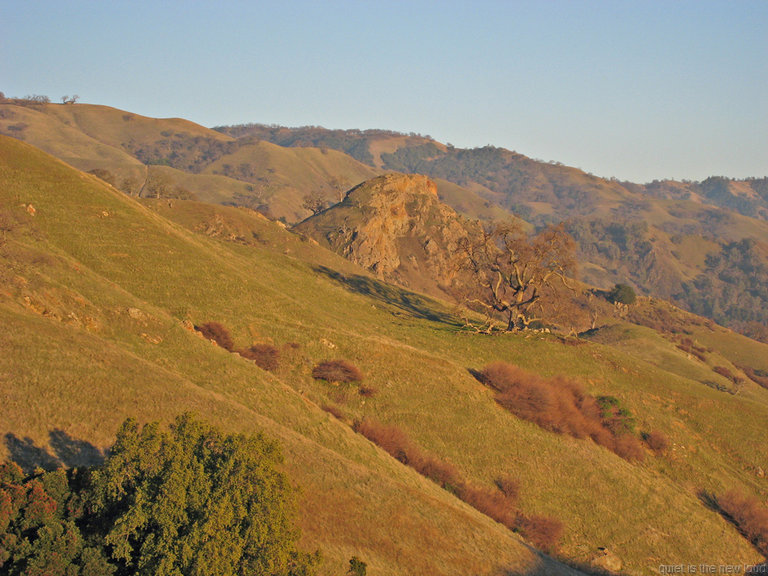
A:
[{"left": 295, "top": 173, "right": 480, "bottom": 297}]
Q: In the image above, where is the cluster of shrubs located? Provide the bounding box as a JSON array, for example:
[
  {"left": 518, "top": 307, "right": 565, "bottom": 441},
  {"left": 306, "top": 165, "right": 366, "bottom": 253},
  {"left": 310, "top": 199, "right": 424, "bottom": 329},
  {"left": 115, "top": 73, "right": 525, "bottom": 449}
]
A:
[
  {"left": 195, "top": 322, "right": 282, "bottom": 372},
  {"left": 675, "top": 337, "right": 710, "bottom": 362},
  {"left": 352, "top": 418, "right": 563, "bottom": 552},
  {"left": 476, "top": 362, "right": 668, "bottom": 462},
  {"left": 738, "top": 364, "right": 768, "bottom": 390},
  {"left": 643, "top": 429, "right": 670, "bottom": 455},
  {"left": 716, "top": 490, "right": 768, "bottom": 555},
  {"left": 627, "top": 302, "right": 707, "bottom": 335},
  {"left": 240, "top": 343, "right": 281, "bottom": 371},
  {"left": 194, "top": 323, "right": 373, "bottom": 401},
  {"left": 312, "top": 359, "right": 375, "bottom": 401},
  {"left": 311, "top": 360, "right": 363, "bottom": 384},
  {"left": 712, "top": 365, "right": 745, "bottom": 387},
  {"left": 196, "top": 321, "right": 235, "bottom": 351}
]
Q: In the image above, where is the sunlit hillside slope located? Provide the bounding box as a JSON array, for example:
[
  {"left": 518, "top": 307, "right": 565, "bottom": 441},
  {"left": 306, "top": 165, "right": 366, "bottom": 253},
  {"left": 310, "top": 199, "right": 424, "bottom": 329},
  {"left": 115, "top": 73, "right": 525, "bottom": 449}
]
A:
[{"left": 1, "top": 134, "right": 767, "bottom": 573}]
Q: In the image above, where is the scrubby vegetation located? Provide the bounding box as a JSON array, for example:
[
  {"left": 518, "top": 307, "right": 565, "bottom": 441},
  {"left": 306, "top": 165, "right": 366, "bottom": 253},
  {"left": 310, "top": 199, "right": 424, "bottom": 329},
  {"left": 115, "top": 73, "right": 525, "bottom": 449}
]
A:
[
  {"left": 352, "top": 418, "right": 564, "bottom": 552},
  {"left": 676, "top": 337, "right": 710, "bottom": 362},
  {"left": 195, "top": 321, "right": 235, "bottom": 351},
  {"left": 608, "top": 283, "right": 637, "bottom": 305},
  {"left": 311, "top": 360, "right": 363, "bottom": 384},
  {"left": 738, "top": 364, "right": 768, "bottom": 390},
  {"left": 712, "top": 365, "right": 744, "bottom": 386},
  {"left": 682, "top": 239, "right": 768, "bottom": 330},
  {"left": 239, "top": 343, "right": 281, "bottom": 371},
  {"left": 476, "top": 362, "right": 647, "bottom": 462},
  {"left": 643, "top": 430, "right": 670, "bottom": 455},
  {"left": 0, "top": 414, "right": 318, "bottom": 576},
  {"left": 716, "top": 490, "right": 768, "bottom": 556}
]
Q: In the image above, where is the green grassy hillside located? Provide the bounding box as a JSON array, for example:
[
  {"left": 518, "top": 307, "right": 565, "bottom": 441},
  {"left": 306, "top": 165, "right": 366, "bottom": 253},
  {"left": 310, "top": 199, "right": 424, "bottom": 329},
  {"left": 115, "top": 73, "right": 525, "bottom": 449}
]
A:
[
  {"left": 3, "top": 134, "right": 768, "bottom": 573},
  {"left": 0, "top": 134, "right": 582, "bottom": 575}
]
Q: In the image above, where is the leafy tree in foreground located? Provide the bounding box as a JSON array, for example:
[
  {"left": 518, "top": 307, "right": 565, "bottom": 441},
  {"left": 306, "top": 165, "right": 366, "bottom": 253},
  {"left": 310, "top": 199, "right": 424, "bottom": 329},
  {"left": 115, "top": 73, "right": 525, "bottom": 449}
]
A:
[
  {"left": 87, "top": 413, "right": 315, "bottom": 576},
  {"left": 0, "top": 462, "right": 114, "bottom": 576}
]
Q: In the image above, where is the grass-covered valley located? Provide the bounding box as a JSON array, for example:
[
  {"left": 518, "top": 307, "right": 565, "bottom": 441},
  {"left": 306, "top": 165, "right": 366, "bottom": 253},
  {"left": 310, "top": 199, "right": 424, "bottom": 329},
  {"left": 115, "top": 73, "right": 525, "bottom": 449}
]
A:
[{"left": 1, "top": 100, "right": 768, "bottom": 575}]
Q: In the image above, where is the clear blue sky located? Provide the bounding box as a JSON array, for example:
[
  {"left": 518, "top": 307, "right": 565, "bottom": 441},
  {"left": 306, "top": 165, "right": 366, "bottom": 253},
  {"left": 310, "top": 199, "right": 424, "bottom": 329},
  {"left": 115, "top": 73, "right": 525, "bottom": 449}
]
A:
[{"left": 2, "top": 0, "right": 766, "bottom": 183}]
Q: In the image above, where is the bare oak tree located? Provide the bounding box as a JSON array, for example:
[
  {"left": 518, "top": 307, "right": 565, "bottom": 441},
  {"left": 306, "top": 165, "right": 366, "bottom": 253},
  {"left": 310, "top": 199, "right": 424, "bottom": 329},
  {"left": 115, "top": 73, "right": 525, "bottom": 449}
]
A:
[
  {"left": 302, "top": 191, "right": 328, "bottom": 215},
  {"left": 457, "top": 222, "right": 577, "bottom": 331}
]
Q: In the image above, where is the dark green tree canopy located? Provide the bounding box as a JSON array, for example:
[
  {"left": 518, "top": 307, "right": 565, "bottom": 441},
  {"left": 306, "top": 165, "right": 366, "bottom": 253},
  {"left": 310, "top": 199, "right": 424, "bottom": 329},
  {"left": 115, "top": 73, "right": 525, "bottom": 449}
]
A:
[
  {"left": 0, "top": 462, "right": 113, "bottom": 576},
  {"left": 608, "top": 283, "right": 637, "bottom": 305},
  {"left": 88, "top": 413, "right": 308, "bottom": 576},
  {"left": 1, "top": 415, "right": 317, "bottom": 576}
]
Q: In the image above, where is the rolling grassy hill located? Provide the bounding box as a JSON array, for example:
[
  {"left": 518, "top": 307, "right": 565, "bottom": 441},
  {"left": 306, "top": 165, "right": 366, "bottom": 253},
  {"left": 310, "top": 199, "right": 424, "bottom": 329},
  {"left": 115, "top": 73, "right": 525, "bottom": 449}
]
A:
[
  {"left": 220, "top": 122, "right": 768, "bottom": 339},
  {"left": 0, "top": 101, "right": 380, "bottom": 223},
  {"left": 7, "top": 101, "right": 768, "bottom": 339},
  {"left": 3, "top": 134, "right": 768, "bottom": 573}
]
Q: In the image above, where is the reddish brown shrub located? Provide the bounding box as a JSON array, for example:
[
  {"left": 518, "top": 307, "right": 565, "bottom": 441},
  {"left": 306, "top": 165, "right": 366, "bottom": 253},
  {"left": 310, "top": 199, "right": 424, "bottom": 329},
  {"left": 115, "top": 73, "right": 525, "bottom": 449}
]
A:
[
  {"left": 717, "top": 490, "right": 768, "bottom": 555},
  {"left": 238, "top": 343, "right": 280, "bottom": 371},
  {"left": 676, "top": 338, "right": 709, "bottom": 362},
  {"left": 458, "top": 483, "right": 516, "bottom": 527},
  {"left": 478, "top": 362, "right": 645, "bottom": 462},
  {"left": 196, "top": 322, "right": 234, "bottom": 351},
  {"left": 713, "top": 365, "right": 738, "bottom": 382},
  {"left": 320, "top": 404, "right": 345, "bottom": 420},
  {"left": 516, "top": 513, "right": 564, "bottom": 553},
  {"left": 613, "top": 435, "right": 646, "bottom": 462},
  {"left": 312, "top": 359, "right": 363, "bottom": 383},
  {"left": 644, "top": 430, "right": 669, "bottom": 454},
  {"left": 352, "top": 417, "right": 565, "bottom": 553},
  {"left": 415, "top": 456, "right": 461, "bottom": 490},
  {"left": 495, "top": 476, "right": 521, "bottom": 504},
  {"left": 738, "top": 364, "right": 768, "bottom": 390},
  {"left": 352, "top": 419, "right": 460, "bottom": 488},
  {"left": 353, "top": 419, "right": 414, "bottom": 464}
]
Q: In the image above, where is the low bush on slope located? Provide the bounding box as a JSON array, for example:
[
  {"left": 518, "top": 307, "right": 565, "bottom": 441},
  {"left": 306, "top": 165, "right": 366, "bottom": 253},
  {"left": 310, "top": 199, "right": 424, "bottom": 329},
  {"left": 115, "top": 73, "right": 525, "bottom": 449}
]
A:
[
  {"left": 353, "top": 418, "right": 563, "bottom": 553},
  {"left": 717, "top": 490, "right": 768, "bottom": 556},
  {"left": 476, "top": 362, "right": 648, "bottom": 462}
]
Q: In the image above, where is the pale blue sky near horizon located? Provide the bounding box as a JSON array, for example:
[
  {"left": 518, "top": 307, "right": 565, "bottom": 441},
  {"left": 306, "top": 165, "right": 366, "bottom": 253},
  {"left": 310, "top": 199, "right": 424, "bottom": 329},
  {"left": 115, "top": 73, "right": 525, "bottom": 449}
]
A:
[{"left": 2, "top": 0, "right": 766, "bottom": 183}]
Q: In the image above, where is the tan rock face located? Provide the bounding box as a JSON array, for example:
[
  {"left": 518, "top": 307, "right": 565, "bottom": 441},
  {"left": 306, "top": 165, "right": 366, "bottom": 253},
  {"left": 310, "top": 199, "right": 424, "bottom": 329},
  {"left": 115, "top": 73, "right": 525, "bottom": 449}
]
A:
[{"left": 297, "top": 173, "right": 479, "bottom": 297}]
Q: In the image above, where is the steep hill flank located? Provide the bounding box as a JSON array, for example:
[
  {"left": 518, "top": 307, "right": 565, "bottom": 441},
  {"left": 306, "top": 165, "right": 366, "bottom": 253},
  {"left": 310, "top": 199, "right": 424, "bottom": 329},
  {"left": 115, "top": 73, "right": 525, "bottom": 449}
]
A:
[
  {"left": 295, "top": 173, "right": 481, "bottom": 298},
  {"left": 3, "top": 135, "right": 768, "bottom": 572},
  {"left": 0, "top": 135, "right": 583, "bottom": 575}
]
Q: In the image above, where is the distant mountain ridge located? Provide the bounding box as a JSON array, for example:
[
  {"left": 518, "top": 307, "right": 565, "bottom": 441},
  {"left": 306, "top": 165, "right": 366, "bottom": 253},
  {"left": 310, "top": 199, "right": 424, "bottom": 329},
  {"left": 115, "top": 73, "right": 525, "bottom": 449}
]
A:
[
  {"left": 214, "top": 122, "right": 768, "bottom": 223},
  {"left": 218, "top": 123, "right": 768, "bottom": 339}
]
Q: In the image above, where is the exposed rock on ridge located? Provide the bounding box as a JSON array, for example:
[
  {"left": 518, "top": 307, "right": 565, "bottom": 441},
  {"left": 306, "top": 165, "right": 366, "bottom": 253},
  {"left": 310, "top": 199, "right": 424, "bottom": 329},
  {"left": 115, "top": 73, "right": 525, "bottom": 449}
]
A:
[{"left": 295, "top": 173, "right": 479, "bottom": 297}]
